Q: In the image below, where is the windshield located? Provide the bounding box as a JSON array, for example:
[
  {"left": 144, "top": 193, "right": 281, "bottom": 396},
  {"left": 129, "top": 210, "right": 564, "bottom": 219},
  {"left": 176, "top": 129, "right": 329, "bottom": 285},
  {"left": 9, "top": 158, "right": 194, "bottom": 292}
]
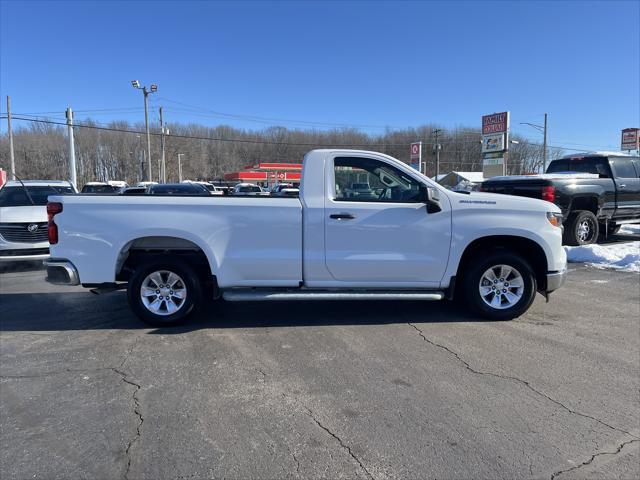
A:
[{"left": 0, "top": 185, "right": 74, "bottom": 207}]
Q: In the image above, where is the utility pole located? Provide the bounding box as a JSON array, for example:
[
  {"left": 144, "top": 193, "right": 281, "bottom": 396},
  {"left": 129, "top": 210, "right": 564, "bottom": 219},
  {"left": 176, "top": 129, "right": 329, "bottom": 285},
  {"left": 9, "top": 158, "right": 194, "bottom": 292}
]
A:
[
  {"left": 177, "top": 153, "right": 184, "bottom": 182},
  {"left": 433, "top": 129, "right": 442, "bottom": 178},
  {"left": 131, "top": 81, "right": 157, "bottom": 182},
  {"left": 159, "top": 106, "right": 166, "bottom": 183},
  {"left": 7, "top": 96, "right": 15, "bottom": 180},
  {"left": 66, "top": 107, "right": 77, "bottom": 190},
  {"left": 543, "top": 113, "right": 548, "bottom": 172}
]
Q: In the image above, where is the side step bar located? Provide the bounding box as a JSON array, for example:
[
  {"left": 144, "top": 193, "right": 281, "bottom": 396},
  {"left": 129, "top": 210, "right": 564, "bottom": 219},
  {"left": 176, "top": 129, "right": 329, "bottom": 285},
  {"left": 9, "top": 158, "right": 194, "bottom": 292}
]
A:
[{"left": 222, "top": 289, "right": 444, "bottom": 302}]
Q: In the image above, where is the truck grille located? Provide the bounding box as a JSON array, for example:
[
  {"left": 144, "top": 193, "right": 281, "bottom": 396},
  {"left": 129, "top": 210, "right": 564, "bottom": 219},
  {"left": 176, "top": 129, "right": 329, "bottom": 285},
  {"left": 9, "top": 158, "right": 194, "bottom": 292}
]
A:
[{"left": 0, "top": 222, "right": 49, "bottom": 243}]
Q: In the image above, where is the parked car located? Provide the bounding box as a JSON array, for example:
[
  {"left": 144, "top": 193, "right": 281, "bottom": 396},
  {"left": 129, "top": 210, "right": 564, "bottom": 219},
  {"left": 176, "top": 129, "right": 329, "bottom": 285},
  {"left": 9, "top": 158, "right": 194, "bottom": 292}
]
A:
[
  {"left": 0, "top": 180, "right": 75, "bottom": 261},
  {"left": 271, "top": 183, "right": 300, "bottom": 197},
  {"left": 45, "top": 149, "right": 566, "bottom": 327},
  {"left": 136, "top": 181, "right": 158, "bottom": 188},
  {"left": 147, "top": 183, "right": 211, "bottom": 196},
  {"left": 233, "top": 183, "right": 268, "bottom": 196},
  {"left": 81, "top": 182, "right": 122, "bottom": 194},
  {"left": 480, "top": 152, "right": 640, "bottom": 245},
  {"left": 185, "top": 181, "right": 225, "bottom": 196},
  {"left": 120, "top": 186, "right": 147, "bottom": 195}
]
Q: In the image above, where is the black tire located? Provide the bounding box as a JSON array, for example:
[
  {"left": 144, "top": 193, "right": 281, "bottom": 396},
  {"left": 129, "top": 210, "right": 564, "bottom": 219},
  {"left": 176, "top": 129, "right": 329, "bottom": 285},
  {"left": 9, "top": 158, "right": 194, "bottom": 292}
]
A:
[
  {"left": 461, "top": 251, "right": 537, "bottom": 321},
  {"left": 563, "top": 210, "right": 599, "bottom": 246},
  {"left": 127, "top": 258, "right": 202, "bottom": 327}
]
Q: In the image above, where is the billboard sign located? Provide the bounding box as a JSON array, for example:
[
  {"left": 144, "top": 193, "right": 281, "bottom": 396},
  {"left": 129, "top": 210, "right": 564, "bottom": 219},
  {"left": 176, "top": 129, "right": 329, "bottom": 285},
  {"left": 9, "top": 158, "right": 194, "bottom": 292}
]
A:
[
  {"left": 482, "top": 112, "right": 509, "bottom": 134},
  {"left": 621, "top": 128, "right": 639, "bottom": 151},
  {"left": 410, "top": 142, "right": 422, "bottom": 171},
  {"left": 481, "top": 133, "right": 505, "bottom": 153}
]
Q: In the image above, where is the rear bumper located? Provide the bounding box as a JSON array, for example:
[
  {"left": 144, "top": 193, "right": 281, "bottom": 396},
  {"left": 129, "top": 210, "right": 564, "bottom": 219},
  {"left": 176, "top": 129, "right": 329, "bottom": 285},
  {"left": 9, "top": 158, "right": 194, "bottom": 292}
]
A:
[
  {"left": 44, "top": 259, "right": 80, "bottom": 285},
  {"left": 546, "top": 267, "right": 567, "bottom": 293},
  {"left": 0, "top": 250, "right": 50, "bottom": 262}
]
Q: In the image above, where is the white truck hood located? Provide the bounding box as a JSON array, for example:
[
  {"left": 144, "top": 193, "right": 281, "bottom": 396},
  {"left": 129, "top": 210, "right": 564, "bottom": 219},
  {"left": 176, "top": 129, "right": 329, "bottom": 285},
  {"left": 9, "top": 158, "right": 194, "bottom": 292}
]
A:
[
  {"left": 0, "top": 205, "right": 47, "bottom": 223},
  {"left": 448, "top": 191, "right": 560, "bottom": 213}
]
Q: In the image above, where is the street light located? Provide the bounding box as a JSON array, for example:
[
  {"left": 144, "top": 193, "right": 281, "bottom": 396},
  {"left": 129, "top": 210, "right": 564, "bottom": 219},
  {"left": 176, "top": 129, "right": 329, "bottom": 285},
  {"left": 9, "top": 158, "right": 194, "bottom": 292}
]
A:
[
  {"left": 520, "top": 113, "right": 548, "bottom": 171},
  {"left": 131, "top": 80, "right": 158, "bottom": 182}
]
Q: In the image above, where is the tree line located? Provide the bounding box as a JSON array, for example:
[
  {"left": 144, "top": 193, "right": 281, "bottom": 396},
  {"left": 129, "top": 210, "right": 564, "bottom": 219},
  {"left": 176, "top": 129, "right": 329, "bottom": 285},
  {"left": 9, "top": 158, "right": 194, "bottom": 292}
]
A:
[{"left": 0, "top": 118, "right": 561, "bottom": 187}]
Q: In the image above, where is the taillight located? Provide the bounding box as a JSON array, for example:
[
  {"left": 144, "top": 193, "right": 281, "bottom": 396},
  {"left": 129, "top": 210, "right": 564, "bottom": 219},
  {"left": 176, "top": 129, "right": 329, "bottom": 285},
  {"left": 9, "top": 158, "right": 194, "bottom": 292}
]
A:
[
  {"left": 541, "top": 185, "right": 555, "bottom": 203},
  {"left": 47, "top": 202, "right": 63, "bottom": 244}
]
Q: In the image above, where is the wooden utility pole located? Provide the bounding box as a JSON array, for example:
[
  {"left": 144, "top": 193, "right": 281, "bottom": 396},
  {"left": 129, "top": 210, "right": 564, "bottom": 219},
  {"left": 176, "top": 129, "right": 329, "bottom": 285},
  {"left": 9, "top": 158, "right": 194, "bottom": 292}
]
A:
[
  {"left": 7, "top": 96, "right": 15, "bottom": 180},
  {"left": 66, "top": 107, "right": 77, "bottom": 189},
  {"left": 433, "top": 129, "right": 442, "bottom": 178},
  {"left": 159, "top": 106, "right": 166, "bottom": 183}
]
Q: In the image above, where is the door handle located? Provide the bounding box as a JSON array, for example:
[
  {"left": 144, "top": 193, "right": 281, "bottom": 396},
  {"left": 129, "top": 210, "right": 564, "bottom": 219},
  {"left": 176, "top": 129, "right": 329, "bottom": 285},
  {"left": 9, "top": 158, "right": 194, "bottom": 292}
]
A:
[
  {"left": 330, "top": 213, "right": 355, "bottom": 220},
  {"left": 619, "top": 184, "right": 626, "bottom": 189}
]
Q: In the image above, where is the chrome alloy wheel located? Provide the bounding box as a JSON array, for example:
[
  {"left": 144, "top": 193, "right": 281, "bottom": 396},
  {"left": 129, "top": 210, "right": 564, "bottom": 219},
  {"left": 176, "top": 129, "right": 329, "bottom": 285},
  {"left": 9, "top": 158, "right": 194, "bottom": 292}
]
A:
[
  {"left": 479, "top": 264, "right": 524, "bottom": 310},
  {"left": 577, "top": 219, "right": 594, "bottom": 243},
  {"left": 140, "top": 270, "right": 187, "bottom": 316}
]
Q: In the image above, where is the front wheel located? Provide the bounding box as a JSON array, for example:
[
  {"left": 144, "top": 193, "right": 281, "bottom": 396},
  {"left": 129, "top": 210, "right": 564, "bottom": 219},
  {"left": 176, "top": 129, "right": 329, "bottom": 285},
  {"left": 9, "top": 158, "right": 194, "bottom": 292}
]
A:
[
  {"left": 462, "top": 252, "right": 537, "bottom": 320},
  {"left": 127, "top": 258, "right": 202, "bottom": 327}
]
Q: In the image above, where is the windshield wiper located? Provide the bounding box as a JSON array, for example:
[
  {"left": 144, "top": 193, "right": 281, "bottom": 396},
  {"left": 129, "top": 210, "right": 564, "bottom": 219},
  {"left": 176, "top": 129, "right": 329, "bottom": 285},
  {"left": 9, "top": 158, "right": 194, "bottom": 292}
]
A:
[{"left": 12, "top": 173, "right": 36, "bottom": 206}]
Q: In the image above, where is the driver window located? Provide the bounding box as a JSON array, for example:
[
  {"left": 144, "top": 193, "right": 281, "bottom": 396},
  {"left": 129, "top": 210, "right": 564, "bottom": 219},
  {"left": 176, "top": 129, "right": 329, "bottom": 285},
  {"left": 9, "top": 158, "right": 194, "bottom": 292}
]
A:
[{"left": 333, "top": 157, "right": 423, "bottom": 203}]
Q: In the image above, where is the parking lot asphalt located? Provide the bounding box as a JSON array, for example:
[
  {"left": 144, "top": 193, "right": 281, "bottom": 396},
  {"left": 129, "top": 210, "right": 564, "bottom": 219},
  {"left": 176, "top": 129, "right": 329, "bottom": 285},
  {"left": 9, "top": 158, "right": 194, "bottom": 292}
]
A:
[{"left": 1, "top": 262, "right": 639, "bottom": 480}]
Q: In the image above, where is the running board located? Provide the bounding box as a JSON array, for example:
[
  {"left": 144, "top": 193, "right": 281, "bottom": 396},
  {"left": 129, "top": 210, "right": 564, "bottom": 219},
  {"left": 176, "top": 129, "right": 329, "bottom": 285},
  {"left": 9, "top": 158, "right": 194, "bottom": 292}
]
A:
[{"left": 222, "top": 289, "right": 445, "bottom": 302}]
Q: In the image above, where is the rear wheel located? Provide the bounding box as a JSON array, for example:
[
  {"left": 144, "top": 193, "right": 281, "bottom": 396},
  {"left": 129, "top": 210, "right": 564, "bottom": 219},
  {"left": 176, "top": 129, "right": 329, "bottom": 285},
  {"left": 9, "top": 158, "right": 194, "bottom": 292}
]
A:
[
  {"left": 127, "top": 258, "right": 202, "bottom": 327},
  {"left": 462, "top": 251, "right": 537, "bottom": 320},
  {"left": 564, "top": 210, "right": 599, "bottom": 246}
]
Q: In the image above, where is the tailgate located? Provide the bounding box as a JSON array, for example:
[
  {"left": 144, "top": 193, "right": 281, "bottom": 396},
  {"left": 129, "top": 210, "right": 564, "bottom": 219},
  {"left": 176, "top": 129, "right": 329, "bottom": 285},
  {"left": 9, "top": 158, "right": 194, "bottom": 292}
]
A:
[{"left": 481, "top": 179, "right": 552, "bottom": 200}]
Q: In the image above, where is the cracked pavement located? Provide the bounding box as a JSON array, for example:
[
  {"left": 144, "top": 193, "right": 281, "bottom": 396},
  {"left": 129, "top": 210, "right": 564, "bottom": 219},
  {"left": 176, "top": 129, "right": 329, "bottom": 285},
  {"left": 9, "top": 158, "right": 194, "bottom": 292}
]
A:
[{"left": 1, "top": 263, "right": 638, "bottom": 479}]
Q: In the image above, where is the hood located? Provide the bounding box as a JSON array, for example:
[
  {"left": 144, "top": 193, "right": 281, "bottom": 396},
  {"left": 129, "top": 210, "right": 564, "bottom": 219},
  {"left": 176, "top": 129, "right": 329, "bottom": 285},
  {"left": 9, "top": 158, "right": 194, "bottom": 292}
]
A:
[
  {"left": 448, "top": 191, "right": 560, "bottom": 213},
  {"left": 0, "top": 205, "right": 48, "bottom": 223}
]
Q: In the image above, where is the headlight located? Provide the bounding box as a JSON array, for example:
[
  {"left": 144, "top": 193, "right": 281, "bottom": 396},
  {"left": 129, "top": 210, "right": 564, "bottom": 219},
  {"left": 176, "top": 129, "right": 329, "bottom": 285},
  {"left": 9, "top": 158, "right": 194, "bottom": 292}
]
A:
[{"left": 546, "top": 212, "right": 563, "bottom": 228}]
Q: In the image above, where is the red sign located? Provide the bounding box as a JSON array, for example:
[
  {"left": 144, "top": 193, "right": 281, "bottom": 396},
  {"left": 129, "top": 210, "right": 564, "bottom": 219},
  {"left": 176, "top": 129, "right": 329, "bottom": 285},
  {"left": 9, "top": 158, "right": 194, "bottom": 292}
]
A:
[
  {"left": 482, "top": 112, "right": 509, "bottom": 134},
  {"left": 621, "top": 128, "right": 639, "bottom": 151}
]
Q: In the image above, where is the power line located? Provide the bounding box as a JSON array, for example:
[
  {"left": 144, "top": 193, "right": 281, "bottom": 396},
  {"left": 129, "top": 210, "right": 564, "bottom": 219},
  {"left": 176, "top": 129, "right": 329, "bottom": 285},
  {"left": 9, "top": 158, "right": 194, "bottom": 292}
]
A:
[{"left": 0, "top": 115, "right": 602, "bottom": 153}]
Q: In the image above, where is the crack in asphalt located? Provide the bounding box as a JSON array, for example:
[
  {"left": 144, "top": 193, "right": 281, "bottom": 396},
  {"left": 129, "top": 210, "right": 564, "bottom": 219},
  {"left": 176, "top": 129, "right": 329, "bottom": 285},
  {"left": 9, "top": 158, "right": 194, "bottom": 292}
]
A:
[
  {"left": 302, "top": 405, "right": 375, "bottom": 480},
  {"left": 406, "top": 323, "right": 638, "bottom": 439},
  {"left": 550, "top": 438, "right": 639, "bottom": 479},
  {"left": 2, "top": 362, "right": 145, "bottom": 480},
  {"left": 112, "top": 367, "right": 144, "bottom": 480}
]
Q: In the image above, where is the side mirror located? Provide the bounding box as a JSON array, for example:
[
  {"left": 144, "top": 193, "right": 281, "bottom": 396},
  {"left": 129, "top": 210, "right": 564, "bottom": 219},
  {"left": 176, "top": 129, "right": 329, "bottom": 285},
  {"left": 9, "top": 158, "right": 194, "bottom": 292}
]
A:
[{"left": 421, "top": 185, "right": 442, "bottom": 213}]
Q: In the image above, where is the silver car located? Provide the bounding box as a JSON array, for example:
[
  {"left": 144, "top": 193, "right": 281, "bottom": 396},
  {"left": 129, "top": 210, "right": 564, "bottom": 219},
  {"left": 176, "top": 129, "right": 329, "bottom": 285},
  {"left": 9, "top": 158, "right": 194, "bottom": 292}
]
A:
[{"left": 0, "top": 180, "right": 76, "bottom": 262}]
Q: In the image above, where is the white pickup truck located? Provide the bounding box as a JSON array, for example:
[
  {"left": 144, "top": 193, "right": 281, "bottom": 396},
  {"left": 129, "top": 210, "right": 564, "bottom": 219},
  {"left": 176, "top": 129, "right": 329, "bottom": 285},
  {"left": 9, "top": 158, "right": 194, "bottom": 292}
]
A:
[{"left": 45, "top": 149, "right": 567, "bottom": 326}]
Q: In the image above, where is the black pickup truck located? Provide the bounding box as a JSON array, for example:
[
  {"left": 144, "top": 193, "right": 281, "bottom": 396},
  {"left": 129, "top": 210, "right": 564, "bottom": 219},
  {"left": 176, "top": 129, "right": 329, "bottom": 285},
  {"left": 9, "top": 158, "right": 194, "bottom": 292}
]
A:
[{"left": 481, "top": 152, "right": 640, "bottom": 245}]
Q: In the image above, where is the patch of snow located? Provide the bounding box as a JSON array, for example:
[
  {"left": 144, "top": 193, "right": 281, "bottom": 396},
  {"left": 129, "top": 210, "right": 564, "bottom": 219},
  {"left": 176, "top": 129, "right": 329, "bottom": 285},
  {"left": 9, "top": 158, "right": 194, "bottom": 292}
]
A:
[
  {"left": 619, "top": 224, "right": 640, "bottom": 235},
  {"left": 565, "top": 242, "right": 640, "bottom": 273}
]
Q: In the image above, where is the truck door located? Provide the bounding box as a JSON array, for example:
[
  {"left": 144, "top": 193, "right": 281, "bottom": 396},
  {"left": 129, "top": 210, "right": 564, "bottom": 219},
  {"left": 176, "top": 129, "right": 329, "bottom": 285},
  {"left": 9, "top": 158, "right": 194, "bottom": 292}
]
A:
[
  {"left": 610, "top": 157, "right": 640, "bottom": 219},
  {"left": 324, "top": 155, "right": 451, "bottom": 286}
]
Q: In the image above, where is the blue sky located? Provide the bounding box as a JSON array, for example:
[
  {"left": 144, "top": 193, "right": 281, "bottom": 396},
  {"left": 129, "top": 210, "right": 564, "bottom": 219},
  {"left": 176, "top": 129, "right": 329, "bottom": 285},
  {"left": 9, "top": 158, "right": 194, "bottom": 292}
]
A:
[{"left": 1, "top": 0, "right": 638, "bottom": 152}]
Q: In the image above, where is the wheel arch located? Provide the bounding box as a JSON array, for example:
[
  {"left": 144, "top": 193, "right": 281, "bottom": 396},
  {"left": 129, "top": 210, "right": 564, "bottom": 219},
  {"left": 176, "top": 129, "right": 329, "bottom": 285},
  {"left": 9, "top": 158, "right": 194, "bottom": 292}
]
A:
[
  {"left": 455, "top": 235, "right": 549, "bottom": 291},
  {"left": 115, "top": 235, "right": 217, "bottom": 285}
]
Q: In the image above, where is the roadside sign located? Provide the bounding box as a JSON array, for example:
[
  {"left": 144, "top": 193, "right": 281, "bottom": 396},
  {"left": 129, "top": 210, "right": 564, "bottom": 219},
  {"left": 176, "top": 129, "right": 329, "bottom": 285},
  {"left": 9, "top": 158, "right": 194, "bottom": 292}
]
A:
[
  {"left": 621, "top": 128, "right": 639, "bottom": 151},
  {"left": 410, "top": 142, "right": 422, "bottom": 171},
  {"left": 482, "top": 112, "right": 509, "bottom": 134},
  {"left": 482, "top": 112, "right": 510, "bottom": 178},
  {"left": 481, "top": 133, "right": 505, "bottom": 153}
]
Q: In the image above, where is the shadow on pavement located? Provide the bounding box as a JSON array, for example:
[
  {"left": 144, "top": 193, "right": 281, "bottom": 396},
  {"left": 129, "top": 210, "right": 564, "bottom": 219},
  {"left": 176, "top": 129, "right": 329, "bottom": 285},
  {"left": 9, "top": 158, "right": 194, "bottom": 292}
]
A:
[
  {"left": 0, "top": 261, "right": 45, "bottom": 274},
  {"left": 0, "top": 290, "right": 481, "bottom": 333}
]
